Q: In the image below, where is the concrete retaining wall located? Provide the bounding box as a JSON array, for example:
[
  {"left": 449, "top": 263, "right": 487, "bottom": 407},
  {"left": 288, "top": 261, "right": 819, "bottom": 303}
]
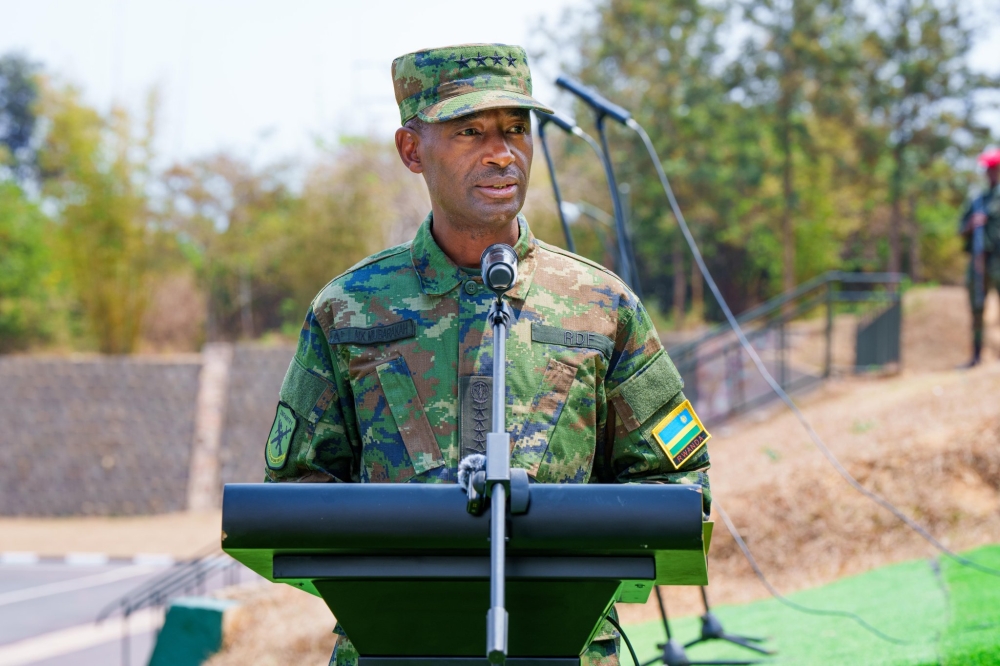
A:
[{"left": 0, "top": 346, "right": 294, "bottom": 516}]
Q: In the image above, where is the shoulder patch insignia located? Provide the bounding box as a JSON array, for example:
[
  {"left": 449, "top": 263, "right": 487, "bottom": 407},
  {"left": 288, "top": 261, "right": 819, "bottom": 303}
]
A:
[
  {"left": 328, "top": 319, "right": 416, "bottom": 346},
  {"left": 651, "top": 399, "right": 710, "bottom": 470},
  {"left": 266, "top": 402, "right": 298, "bottom": 470}
]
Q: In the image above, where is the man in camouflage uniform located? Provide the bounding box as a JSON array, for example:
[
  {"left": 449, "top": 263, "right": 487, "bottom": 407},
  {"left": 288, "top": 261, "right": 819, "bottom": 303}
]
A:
[
  {"left": 265, "top": 43, "right": 711, "bottom": 666},
  {"left": 960, "top": 148, "right": 1000, "bottom": 367}
]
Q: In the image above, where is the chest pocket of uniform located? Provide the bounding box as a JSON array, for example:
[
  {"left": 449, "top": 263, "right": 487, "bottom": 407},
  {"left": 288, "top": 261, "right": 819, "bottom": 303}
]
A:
[
  {"left": 352, "top": 354, "right": 444, "bottom": 482},
  {"left": 511, "top": 358, "right": 597, "bottom": 483}
]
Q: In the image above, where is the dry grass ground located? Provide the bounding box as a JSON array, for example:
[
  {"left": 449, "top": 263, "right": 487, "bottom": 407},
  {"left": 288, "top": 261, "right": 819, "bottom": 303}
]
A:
[{"left": 207, "top": 584, "right": 337, "bottom": 666}]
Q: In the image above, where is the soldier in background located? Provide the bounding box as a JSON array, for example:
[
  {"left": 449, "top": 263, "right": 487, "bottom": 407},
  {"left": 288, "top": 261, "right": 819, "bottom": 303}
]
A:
[
  {"left": 960, "top": 148, "right": 1000, "bottom": 367},
  {"left": 265, "top": 44, "right": 712, "bottom": 666}
]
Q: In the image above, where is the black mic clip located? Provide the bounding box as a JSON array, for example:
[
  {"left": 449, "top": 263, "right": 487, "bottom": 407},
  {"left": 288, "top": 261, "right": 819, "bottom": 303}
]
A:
[
  {"left": 534, "top": 109, "right": 578, "bottom": 134},
  {"left": 459, "top": 454, "right": 488, "bottom": 515}
]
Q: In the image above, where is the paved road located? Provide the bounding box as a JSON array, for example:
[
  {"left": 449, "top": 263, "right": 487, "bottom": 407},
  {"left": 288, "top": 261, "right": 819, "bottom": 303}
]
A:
[{"left": 0, "top": 559, "right": 258, "bottom": 665}]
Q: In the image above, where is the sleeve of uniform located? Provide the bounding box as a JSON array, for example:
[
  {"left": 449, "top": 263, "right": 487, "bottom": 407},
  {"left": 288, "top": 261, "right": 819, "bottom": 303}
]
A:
[
  {"left": 264, "top": 307, "right": 359, "bottom": 483},
  {"left": 603, "top": 292, "right": 712, "bottom": 513}
]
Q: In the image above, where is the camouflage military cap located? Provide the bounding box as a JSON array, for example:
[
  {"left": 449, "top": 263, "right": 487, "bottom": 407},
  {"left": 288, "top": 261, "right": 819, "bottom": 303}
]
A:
[{"left": 391, "top": 43, "right": 553, "bottom": 125}]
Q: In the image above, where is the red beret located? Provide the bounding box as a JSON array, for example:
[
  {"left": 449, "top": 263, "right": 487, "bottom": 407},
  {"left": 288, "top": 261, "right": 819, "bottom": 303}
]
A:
[{"left": 979, "top": 149, "right": 1000, "bottom": 169}]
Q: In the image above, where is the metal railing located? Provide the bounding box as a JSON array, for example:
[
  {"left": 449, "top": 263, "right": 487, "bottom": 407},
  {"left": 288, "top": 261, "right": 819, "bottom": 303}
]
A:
[
  {"left": 96, "top": 545, "right": 247, "bottom": 666},
  {"left": 667, "top": 271, "right": 904, "bottom": 424}
]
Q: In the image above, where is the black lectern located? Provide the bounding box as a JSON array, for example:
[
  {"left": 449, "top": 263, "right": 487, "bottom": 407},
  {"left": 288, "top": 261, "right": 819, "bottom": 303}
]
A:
[{"left": 222, "top": 483, "right": 710, "bottom": 665}]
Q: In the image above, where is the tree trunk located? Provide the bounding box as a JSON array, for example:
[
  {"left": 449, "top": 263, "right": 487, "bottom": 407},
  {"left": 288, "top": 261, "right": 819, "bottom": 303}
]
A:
[
  {"left": 239, "top": 268, "right": 254, "bottom": 339},
  {"left": 908, "top": 193, "right": 920, "bottom": 281},
  {"left": 779, "top": 92, "right": 796, "bottom": 297},
  {"left": 673, "top": 234, "right": 686, "bottom": 328},
  {"left": 691, "top": 253, "right": 704, "bottom": 322},
  {"left": 888, "top": 143, "right": 904, "bottom": 274}
]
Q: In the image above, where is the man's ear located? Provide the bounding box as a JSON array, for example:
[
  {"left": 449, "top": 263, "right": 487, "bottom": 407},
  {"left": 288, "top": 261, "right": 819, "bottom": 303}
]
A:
[{"left": 395, "top": 127, "right": 423, "bottom": 174}]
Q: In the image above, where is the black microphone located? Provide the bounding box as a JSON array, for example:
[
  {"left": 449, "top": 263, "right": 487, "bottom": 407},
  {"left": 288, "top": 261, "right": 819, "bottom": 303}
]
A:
[
  {"left": 555, "top": 75, "right": 631, "bottom": 125},
  {"left": 480, "top": 244, "right": 518, "bottom": 298}
]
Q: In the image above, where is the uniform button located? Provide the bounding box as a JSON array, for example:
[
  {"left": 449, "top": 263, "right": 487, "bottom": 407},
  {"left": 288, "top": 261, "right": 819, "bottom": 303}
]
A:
[{"left": 464, "top": 280, "right": 479, "bottom": 295}]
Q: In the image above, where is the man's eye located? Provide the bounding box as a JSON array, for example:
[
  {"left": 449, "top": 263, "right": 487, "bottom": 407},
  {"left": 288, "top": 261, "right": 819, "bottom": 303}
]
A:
[
  {"left": 459, "top": 128, "right": 479, "bottom": 136},
  {"left": 508, "top": 125, "right": 527, "bottom": 134}
]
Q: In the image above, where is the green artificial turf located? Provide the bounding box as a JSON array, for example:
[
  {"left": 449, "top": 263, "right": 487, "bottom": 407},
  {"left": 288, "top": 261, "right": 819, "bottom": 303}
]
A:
[
  {"left": 620, "top": 545, "right": 1000, "bottom": 666},
  {"left": 937, "top": 545, "right": 1000, "bottom": 665}
]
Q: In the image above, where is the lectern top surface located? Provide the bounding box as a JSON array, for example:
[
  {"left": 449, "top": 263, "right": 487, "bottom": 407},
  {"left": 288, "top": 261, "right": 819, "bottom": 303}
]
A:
[{"left": 222, "top": 483, "right": 709, "bottom": 586}]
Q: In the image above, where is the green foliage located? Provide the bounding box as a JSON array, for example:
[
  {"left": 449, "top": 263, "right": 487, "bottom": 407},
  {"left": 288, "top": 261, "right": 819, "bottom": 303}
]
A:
[
  {"left": 162, "top": 153, "right": 297, "bottom": 340},
  {"left": 0, "top": 181, "right": 51, "bottom": 351},
  {"left": 37, "top": 82, "right": 167, "bottom": 353},
  {"left": 537, "top": 0, "right": 996, "bottom": 324},
  {"left": 3, "top": 0, "right": 997, "bottom": 352},
  {"left": 0, "top": 53, "right": 40, "bottom": 181}
]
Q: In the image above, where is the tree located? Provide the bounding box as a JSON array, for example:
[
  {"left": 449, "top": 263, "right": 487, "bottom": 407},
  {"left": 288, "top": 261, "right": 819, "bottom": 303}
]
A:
[
  {"left": 0, "top": 53, "right": 40, "bottom": 182},
  {"left": 859, "top": 0, "right": 997, "bottom": 273},
  {"left": 0, "top": 180, "right": 51, "bottom": 351},
  {"left": 37, "top": 82, "right": 165, "bottom": 353},
  {"left": 731, "top": 0, "right": 862, "bottom": 294},
  {"left": 162, "top": 153, "right": 296, "bottom": 340},
  {"left": 553, "top": 0, "right": 743, "bottom": 317},
  {"left": 284, "top": 138, "right": 430, "bottom": 316}
]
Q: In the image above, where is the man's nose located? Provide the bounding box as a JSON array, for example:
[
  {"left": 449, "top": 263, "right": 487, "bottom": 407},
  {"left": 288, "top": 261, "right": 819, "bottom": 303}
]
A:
[{"left": 482, "top": 130, "right": 515, "bottom": 169}]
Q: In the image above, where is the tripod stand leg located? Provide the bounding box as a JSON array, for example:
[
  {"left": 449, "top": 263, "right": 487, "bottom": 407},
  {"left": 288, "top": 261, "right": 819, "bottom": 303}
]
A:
[{"left": 681, "top": 587, "right": 773, "bottom": 655}]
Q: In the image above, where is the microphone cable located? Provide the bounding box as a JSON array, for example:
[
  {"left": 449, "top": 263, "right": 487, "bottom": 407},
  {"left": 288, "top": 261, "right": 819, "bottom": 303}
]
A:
[
  {"left": 605, "top": 614, "right": 642, "bottom": 666},
  {"left": 714, "top": 500, "right": 919, "bottom": 645},
  {"left": 626, "top": 116, "right": 1000, "bottom": 579}
]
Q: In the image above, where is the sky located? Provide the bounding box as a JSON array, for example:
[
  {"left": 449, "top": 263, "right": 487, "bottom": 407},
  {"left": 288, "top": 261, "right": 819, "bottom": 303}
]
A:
[
  {"left": 3, "top": 0, "right": 998, "bottom": 168},
  {"left": 1, "top": 0, "right": 585, "bottom": 166}
]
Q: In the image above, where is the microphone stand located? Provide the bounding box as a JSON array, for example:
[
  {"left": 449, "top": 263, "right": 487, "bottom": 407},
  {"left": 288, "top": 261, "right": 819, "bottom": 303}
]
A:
[
  {"left": 536, "top": 114, "right": 576, "bottom": 253},
  {"left": 643, "top": 587, "right": 764, "bottom": 666},
  {"left": 485, "top": 292, "right": 513, "bottom": 664},
  {"left": 594, "top": 112, "right": 639, "bottom": 297},
  {"left": 548, "top": 80, "right": 776, "bottom": 664}
]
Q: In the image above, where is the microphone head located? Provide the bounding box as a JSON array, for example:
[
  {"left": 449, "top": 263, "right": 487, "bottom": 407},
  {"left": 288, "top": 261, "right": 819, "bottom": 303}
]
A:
[{"left": 480, "top": 243, "right": 518, "bottom": 297}]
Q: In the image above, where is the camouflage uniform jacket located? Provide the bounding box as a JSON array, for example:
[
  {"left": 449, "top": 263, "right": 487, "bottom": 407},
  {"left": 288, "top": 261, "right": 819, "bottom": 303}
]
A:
[
  {"left": 267, "top": 213, "right": 711, "bottom": 493},
  {"left": 267, "top": 213, "right": 710, "bottom": 664}
]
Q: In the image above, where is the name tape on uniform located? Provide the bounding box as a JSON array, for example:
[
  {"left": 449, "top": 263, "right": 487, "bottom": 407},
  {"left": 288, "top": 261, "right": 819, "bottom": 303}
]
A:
[
  {"left": 531, "top": 323, "right": 614, "bottom": 358},
  {"left": 328, "top": 319, "right": 416, "bottom": 346}
]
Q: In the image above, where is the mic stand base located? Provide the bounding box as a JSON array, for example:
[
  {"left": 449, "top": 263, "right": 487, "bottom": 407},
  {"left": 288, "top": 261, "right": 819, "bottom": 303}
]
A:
[{"left": 641, "top": 587, "right": 766, "bottom": 666}]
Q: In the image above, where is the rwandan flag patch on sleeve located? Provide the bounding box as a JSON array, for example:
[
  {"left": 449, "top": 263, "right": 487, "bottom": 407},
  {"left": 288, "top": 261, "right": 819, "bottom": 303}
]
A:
[{"left": 652, "top": 399, "right": 711, "bottom": 469}]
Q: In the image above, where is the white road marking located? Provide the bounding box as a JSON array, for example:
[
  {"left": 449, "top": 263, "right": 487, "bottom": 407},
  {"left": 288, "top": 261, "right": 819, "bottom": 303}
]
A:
[
  {"left": 0, "top": 565, "right": 157, "bottom": 608},
  {"left": 0, "top": 554, "right": 38, "bottom": 566},
  {"left": 0, "top": 609, "right": 160, "bottom": 666},
  {"left": 132, "top": 553, "right": 175, "bottom": 566},
  {"left": 64, "top": 552, "right": 109, "bottom": 566}
]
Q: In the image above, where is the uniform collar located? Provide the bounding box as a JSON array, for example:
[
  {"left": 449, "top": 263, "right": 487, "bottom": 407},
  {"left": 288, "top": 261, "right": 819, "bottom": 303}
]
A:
[{"left": 410, "top": 212, "right": 537, "bottom": 300}]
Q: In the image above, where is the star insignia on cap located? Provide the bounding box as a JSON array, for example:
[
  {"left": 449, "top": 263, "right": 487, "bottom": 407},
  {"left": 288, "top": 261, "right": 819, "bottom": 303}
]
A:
[
  {"left": 491, "top": 52, "right": 504, "bottom": 65},
  {"left": 473, "top": 52, "right": 487, "bottom": 66},
  {"left": 455, "top": 55, "right": 471, "bottom": 69},
  {"left": 506, "top": 53, "right": 518, "bottom": 67}
]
